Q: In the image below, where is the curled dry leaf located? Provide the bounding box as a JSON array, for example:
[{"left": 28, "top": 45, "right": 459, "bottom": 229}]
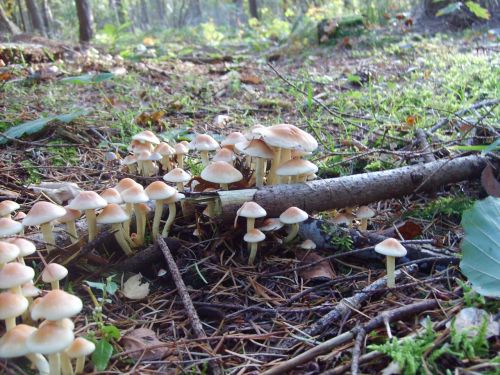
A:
[
  {"left": 481, "top": 164, "right": 500, "bottom": 198},
  {"left": 121, "top": 328, "right": 172, "bottom": 361},
  {"left": 28, "top": 181, "right": 81, "bottom": 204},
  {"left": 122, "top": 273, "right": 150, "bottom": 300},
  {"left": 297, "top": 251, "right": 335, "bottom": 282}
]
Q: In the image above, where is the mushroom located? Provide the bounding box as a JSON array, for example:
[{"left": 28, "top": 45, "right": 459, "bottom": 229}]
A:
[
  {"left": 155, "top": 142, "right": 176, "bottom": 171},
  {"left": 96, "top": 203, "right": 134, "bottom": 256},
  {"left": 331, "top": 213, "right": 351, "bottom": 227},
  {"left": 57, "top": 207, "right": 81, "bottom": 244},
  {"left": 121, "top": 155, "right": 138, "bottom": 174},
  {"left": 236, "top": 202, "right": 267, "bottom": 233},
  {"left": 13, "top": 212, "right": 27, "bottom": 221},
  {"left": 145, "top": 181, "right": 177, "bottom": 239},
  {"left": 115, "top": 178, "right": 140, "bottom": 237},
  {"left": 0, "top": 217, "right": 24, "bottom": 237},
  {"left": 120, "top": 185, "right": 149, "bottom": 246},
  {"left": 213, "top": 147, "right": 235, "bottom": 165},
  {"left": 174, "top": 142, "right": 189, "bottom": 170},
  {"left": 279, "top": 207, "right": 308, "bottom": 244},
  {"left": 100, "top": 188, "right": 123, "bottom": 205},
  {"left": 66, "top": 337, "right": 96, "bottom": 374},
  {"left": 161, "top": 192, "right": 184, "bottom": 237},
  {"left": 67, "top": 192, "right": 108, "bottom": 242},
  {"left": 299, "top": 239, "right": 317, "bottom": 250},
  {"left": 132, "top": 130, "right": 160, "bottom": 146},
  {"left": 42, "top": 263, "right": 68, "bottom": 290},
  {"left": 356, "top": 206, "right": 375, "bottom": 231},
  {"left": 235, "top": 139, "right": 274, "bottom": 187},
  {"left": 163, "top": 168, "right": 192, "bottom": 192},
  {"left": 221, "top": 132, "right": 247, "bottom": 151},
  {"left": 374, "top": 238, "right": 407, "bottom": 288},
  {"left": 276, "top": 158, "right": 318, "bottom": 184},
  {"left": 201, "top": 161, "right": 243, "bottom": 191},
  {"left": 0, "top": 292, "right": 28, "bottom": 331},
  {"left": 258, "top": 218, "right": 284, "bottom": 232},
  {"left": 7, "top": 238, "right": 36, "bottom": 265},
  {"left": 245, "top": 228, "right": 265, "bottom": 265},
  {"left": 189, "top": 134, "right": 220, "bottom": 166},
  {"left": 0, "top": 262, "right": 35, "bottom": 296},
  {"left": 0, "top": 241, "right": 20, "bottom": 269},
  {"left": 0, "top": 200, "right": 20, "bottom": 218}
]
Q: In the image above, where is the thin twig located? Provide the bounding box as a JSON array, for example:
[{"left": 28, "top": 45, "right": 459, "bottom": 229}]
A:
[{"left": 351, "top": 327, "right": 366, "bottom": 375}]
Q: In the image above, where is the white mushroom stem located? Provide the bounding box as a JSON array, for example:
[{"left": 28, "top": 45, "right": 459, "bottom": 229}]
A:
[
  {"left": 51, "top": 280, "right": 60, "bottom": 290},
  {"left": 142, "top": 160, "right": 155, "bottom": 177},
  {"left": 176, "top": 182, "right": 184, "bottom": 192},
  {"left": 112, "top": 224, "right": 133, "bottom": 256},
  {"left": 246, "top": 218, "right": 255, "bottom": 233},
  {"left": 124, "top": 203, "right": 133, "bottom": 237},
  {"left": 177, "top": 154, "right": 185, "bottom": 169},
  {"left": 152, "top": 200, "right": 164, "bottom": 240},
  {"left": 161, "top": 203, "right": 176, "bottom": 237},
  {"left": 248, "top": 242, "right": 259, "bottom": 266},
  {"left": 385, "top": 256, "right": 396, "bottom": 288},
  {"left": 160, "top": 157, "right": 171, "bottom": 171},
  {"left": 26, "top": 353, "right": 50, "bottom": 375},
  {"left": 254, "top": 158, "right": 265, "bottom": 187},
  {"left": 66, "top": 220, "right": 79, "bottom": 244},
  {"left": 133, "top": 204, "right": 146, "bottom": 246},
  {"left": 84, "top": 209, "right": 98, "bottom": 241},
  {"left": 268, "top": 147, "right": 282, "bottom": 185},
  {"left": 74, "top": 355, "right": 87, "bottom": 374},
  {"left": 220, "top": 183, "right": 229, "bottom": 191},
  {"left": 48, "top": 353, "right": 61, "bottom": 375},
  {"left": 200, "top": 150, "right": 210, "bottom": 167},
  {"left": 60, "top": 352, "right": 74, "bottom": 375},
  {"left": 284, "top": 223, "right": 299, "bottom": 244},
  {"left": 40, "top": 222, "right": 57, "bottom": 252},
  {"left": 206, "top": 201, "right": 215, "bottom": 217},
  {"left": 278, "top": 148, "right": 292, "bottom": 184},
  {"left": 360, "top": 218, "right": 369, "bottom": 231},
  {"left": 5, "top": 317, "right": 16, "bottom": 331}
]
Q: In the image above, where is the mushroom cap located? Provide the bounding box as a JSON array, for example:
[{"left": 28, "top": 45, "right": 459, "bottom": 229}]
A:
[
  {"left": 244, "top": 228, "right": 266, "bottom": 243},
  {"left": 13, "top": 212, "right": 26, "bottom": 221},
  {"left": 221, "top": 132, "right": 247, "bottom": 147},
  {"left": 189, "top": 134, "right": 220, "bottom": 152},
  {"left": 331, "top": 213, "right": 350, "bottom": 226},
  {"left": 100, "top": 188, "right": 123, "bottom": 204},
  {"left": 254, "top": 124, "right": 318, "bottom": 152},
  {"left": 0, "top": 200, "right": 20, "bottom": 217},
  {"left": 357, "top": 206, "right": 375, "bottom": 219},
  {"left": 235, "top": 139, "right": 275, "bottom": 159},
  {"left": 201, "top": 161, "right": 243, "bottom": 184},
  {"left": 145, "top": 181, "right": 177, "bottom": 201},
  {"left": 212, "top": 148, "right": 235, "bottom": 163},
  {"left": 6, "top": 238, "right": 36, "bottom": 257},
  {"left": 237, "top": 202, "right": 267, "bottom": 219},
  {"left": 155, "top": 142, "right": 175, "bottom": 156},
  {"left": 0, "top": 263, "right": 35, "bottom": 289},
  {"left": 68, "top": 191, "right": 107, "bottom": 211},
  {"left": 121, "top": 184, "right": 149, "bottom": 204},
  {"left": 31, "top": 289, "right": 83, "bottom": 321},
  {"left": 0, "top": 241, "right": 20, "bottom": 264},
  {"left": 374, "top": 238, "right": 407, "bottom": 258},
  {"left": 136, "top": 150, "right": 151, "bottom": 162},
  {"left": 57, "top": 207, "right": 82, "bottom": 224},
  {"left": 26, "top": 320, "right": 75, "bottom": 355},
  {"left": 165, "top": 192, "right": 184, "bottom": 204},
  {"left": 0, "top": 217, "right": 23, "bottom": 236},
  {"left": 163, "top": 168, "right": 192, "bottom": 184},
  {"left": 174, "top": 143, "right": 189, "bottom": 154},
  {"left": 132, "top": 130, "right": 160, "bottom": 145},
  {"left": 258, "top": 218, "right": 284, "bottom": 231},
  {"left": 21, "top": 282, "right": 41, "bottom": 298},
  {"left": 0, "top": 324, "right": 36, "bottom": 358},
  {"left": 42, "top": 263, "right": 68, "bottom": 283},
  {"left": 279, "top": 207, "right": 308, "bottom": 224},
  {"left": 115, "top": 178, "right": 138, "bottom": 193},
  {"left": 299, "top": 239, "right": 317, "bottom": 250},
  {"left": 66, "top": 337, "right": 96, "bottom": 358},
  {"left": 246, "top": 124, "right": 267, "bottom": 140},
  {"left": 0, "top": 292, "right": 28, "bottom": 320},
  {"left": 276, "top": 158, "right": 318, "bottom": 177},
  {"left": 121, "top": 155, "right": 137, "bottom": 166},
  {"left": 96, "top": 203, "right": 129, "bottom": 225},
  {"left": 148, "top": 151, "right": 163, "bottom": 162},
  {"left": 130, "top": 142, "right": 153, "bottom": 154}
]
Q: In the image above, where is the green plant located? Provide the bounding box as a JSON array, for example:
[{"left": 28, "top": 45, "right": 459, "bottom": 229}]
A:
[
  {"left": 448, "top": 317, "right": 490, "bottom": 359},
  {"left": 456, "top": 279, "right": 486, "bottom": 307},
  {"left": 20, "top": 160, "right": 42, "bottom": 184},
  {"left": 408, "top": 195, "right": 474, "bottom": 220}
]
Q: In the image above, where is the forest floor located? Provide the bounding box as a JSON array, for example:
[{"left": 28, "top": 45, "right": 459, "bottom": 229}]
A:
[{"left": 0, "top": 25, "right": 499, "bottom": 374}]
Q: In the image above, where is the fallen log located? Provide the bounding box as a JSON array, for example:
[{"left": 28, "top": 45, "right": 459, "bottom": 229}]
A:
[{"left": 214, "top": 155, "right": 490, "bottom": 222}]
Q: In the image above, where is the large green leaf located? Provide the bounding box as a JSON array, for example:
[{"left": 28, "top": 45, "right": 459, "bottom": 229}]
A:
[
  {"left": 91, "top": 339, "right": 114, "bottom": 371},
  {"left": 465, "top": 1, "right": 490, "bottom": 19},
  {"left": 0, "top": 110, "right": 89, "bottom": 145},
  {"left": 460, "top": 197, "right": 500, "bottom": 297}
]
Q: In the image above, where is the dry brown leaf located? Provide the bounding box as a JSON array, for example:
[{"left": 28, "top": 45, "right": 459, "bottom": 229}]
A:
[
  {"left": 240, "top": 74, "right": 261, "bottom": 85},
  {"left": 121, "top": 328, "right": 171, "bottom": 361},
  {"left": 481, "top": 164, "right": 500, "bottom": 197},
  {"left": 297, "top": 252, "right": 335, "bottom": 282}
]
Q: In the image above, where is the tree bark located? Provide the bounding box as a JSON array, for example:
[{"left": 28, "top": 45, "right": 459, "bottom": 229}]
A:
[
  {"left": 140, "top": 0, "right": 148, "bottom": 28},
  {"left": 215, "top": 155, "right": 490, "bottom": 221},
  {"left": 0, "top": 3, "right": 21, "bottom": 34},
  {"left": 41, "top": 0, "right": 53, "bottom": 36},
  {"left": 115, "top": 0, "right": 126, "bottom": 24},
  {"left": 25, "top": 0, "right": 45, "bottom": 35},
  {"left": 75, "top": 0, "right": 94, "bottom": 45},
  {"left": 248, "top": 0, "right": 259, "bottom": 19}
]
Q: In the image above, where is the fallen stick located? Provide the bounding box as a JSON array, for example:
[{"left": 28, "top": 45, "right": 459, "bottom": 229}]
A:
[
  {"left": 214, "top": 155, "right": 489, "bottom": 221},
  {"left": 261, "top": 298, "right": 438, "bottom": 375},
  {"left": 414, "top": 128, "right": 436, "bottom": 163},
  {"left": 157, "top": 237, "right": 221, "bottom": 375}
]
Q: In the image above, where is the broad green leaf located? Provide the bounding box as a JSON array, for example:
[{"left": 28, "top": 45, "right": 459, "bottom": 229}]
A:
[
  {"left": 0, "top": 110, "right": 88, "bottom": 145},
  {"left": 60, "top": 73, "right": 114, "bottom": 84},
  {"left": 91, "top": 339, "right": 114, "bottom": 371},
  {"left": 465, "top": 1, "right": 490, "bottom": 19},
  {"left": 84, "top": 278, "right": 119, "bottom": 295},
  {"left": 460, "top": 197, "right": 500, "bottom": 297},
  {"left": 436, "top": 2, "right": 463, "bottom": 16},
  {"left": 101, "top": 325, "right": 121, "bottom": 340}
]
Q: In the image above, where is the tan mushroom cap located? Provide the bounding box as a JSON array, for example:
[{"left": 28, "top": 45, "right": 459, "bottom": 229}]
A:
[
  {"left": 0, "top": 217, "right": 23, "bottom": 236},
  {"left": 189, "top": 134, "right": 220, "bottom": 151},
  {"left": 121, "top": 155, "right": 137, "bottom": 166},
  {"left": 155, "top": 142, "right": 175, "bottom": 156},
  {"left": 276, "top": 158, "right": 318, "bottom": 176},
  {"left": 174, "top": 143, "right": 189, "bottom": 154},
  {"left": 279, "top": 207, "right": 308, "bottom": 224},
  {"left": 121, "top": 184, "right": 149, "bottom": 204},
  {"left": 258, "top": 218, "right": 284, "bottom": 231},
  {"left": 163, "top": 168, "right": 192, "bottom": 183},
  {"left": 148, "top": 152, "right": 162, "bottom": 161},
  {"left": 100, "top": 188, "right": 123, "bottom": 204},
  {"left": 300, "top": 239, "right": 317, "bottom": 250},
  {"left": 6, "top": 238, "right": 36, "bottom": 257},
  {"left": 331, "top": 213, "right": 350, "bottom": 226},
  {"left": 31, "top": 289, "right": 83, "bottom": 321},
  {"left": 132, "top": 130, "right": 160, "bottom": 145},
  {"left": 0, "top": 324, "right": 36, "bottom": 358},
  {"left": 374, "top": 238, "right": 407, "bottom": 258},
  {"left": 13, "top": 212, "right": 26, "bottom": 221},
  {"left": 42, "top": 263, "right": 68, "bottom": 284},
  {"left": 0, "top": 263, "right": 35, "bottom": 289},
  {"left": 244, "top": 228, "right": 266, "bottom": 243},
  {"left": 96, "top": 203, "right": 129, "bottom": 224},
  {"left": 254, "top": 124, "right": 318, "bottom": 152},
  {"left": 0, "top": 241, "right": 20, "bottom": 263},
  {"left": 213, "top": 148, "right": 235, "bottom": 163},
  {"left": 57, "top": 207, "right": 82, "bottom": 224},
  {"left": 130, "top": 142, "right": 153, "bottom": 154},
  {"left": 0, "top": 292, "right": 28, "bottom": 320},
  {"left": 237, "top": 202, "right": 267, "bottom": 219},
  {"left": 68, "top": 191, "right": 108, "bottom": 211},
  {"left": 221, "top": 132, "right": 247, "bottom": 148},
  {"left": 235, "top": 139, "right": 275, "bottom": 159},
  {"left": 21, "top": 282, "right": 41, "bottom": 298},
  {"left": 115, "top": 178, "right": 138, "bottom": 193},
  {"left": 145, "top": 181, "right": 177, "bottom": 200},
  {"left": 357, "top": 206, "right": 375, "bottom": 219},
  {"left": 201, "top": 161, "right": 243, "bottom": 184},
  {"left": 0, "top": 201, "right": 20, "bottom": 217},
  {"left": 26, "top": 320, "right": 75, "bottom": 355},
  {"left": 136, "top": 150, "right": 151, "bottom": 161},
  {"left": 66, "top": 337, "right": 96, "bottom": 358}
]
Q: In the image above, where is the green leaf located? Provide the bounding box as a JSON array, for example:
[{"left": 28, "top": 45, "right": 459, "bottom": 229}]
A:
[
  {"left": 0, "top": 110, "right": 88, "bottom": 145},
  {"left": 91, "top": 339, "right": 114, "bottom": 371},
  {"left": 60, "top": 73, "right": 114, "bottom": 84},
  {"left": 459, "top": 197, "right": 500, "bottom": 297},
  {"left": 101, "top": 325, "right": 121, "bottom": 340},
  {"left": 436, "top": 2, "right": 463, "bottom": 16},
  {"left": 84, "top": 279, "right": 119, "bottom": 295},
  {"left": 465, "top": 1, "right": 490, "bottom": 19}
]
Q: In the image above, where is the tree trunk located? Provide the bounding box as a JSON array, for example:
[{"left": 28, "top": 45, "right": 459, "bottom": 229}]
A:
[
  {"left": 215, "top": 155, "right": 490, "bottom": 221},
  {"left": 115, "top": 0, "right": 126, "bottom": 24},
  {"left": 155, "top": 0, "right": 165, "bottom": 24},
  {"left": 140, "top": 0, "right": 148, "bottom": 28},
  {"left": 0, "top": 3, "right": 21, "bottom": 34},
  {"left": 16, "top": 0, "right": 28, "bottom": 32},
  {"left": 75, "top": 0, "right": 94, "bottom": 45},
  {"left": 41, "top": 0, "right": 53, "bottom": 36},
  {"left": 249, "top": 0, "right": 258, "bottom": 19},
  {"left": 185, "top": 0, "right": 201, "bottom": 25},
  {"left": 25, "top": 0, "right": 45, "bottom": 35}
]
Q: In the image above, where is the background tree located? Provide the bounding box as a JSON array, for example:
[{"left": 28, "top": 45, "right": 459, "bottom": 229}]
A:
[
  {"left": 75, "top": 0, "right": 94, "bottom": 45},
  {"left": 0, "top": 3, "right": 21, "bottom": 34},
  {"left": 249, "top": 0, "right": 259, "bottom": 19},
  {"left": 25, "top": 0, "right": 45, "bottom": 35}
]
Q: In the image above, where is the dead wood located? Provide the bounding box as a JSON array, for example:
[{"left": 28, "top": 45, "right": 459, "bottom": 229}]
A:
[
  {"left": 414, "top": 128, "right": 436, "bottom": 163},
  {"left": 216, "top": 155, "right": 490, "bottom": 221}
]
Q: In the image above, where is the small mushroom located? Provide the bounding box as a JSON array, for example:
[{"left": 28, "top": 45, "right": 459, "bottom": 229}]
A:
[
  {"left": 189, "top": 134, "right": 220, "bottom": 167},
  {"left": 374, "top": 238, "right": 407, "bottom": 288},
  {"left": 244, "top": 228, "right": 265, "bottom": 266},
  {"left": 356, "top": 206, "right": 375, "bottom": 231},
  {"left": 163, "top": 168, "right": 192, "bottom": 192},
  {"left": 121, "top": 185, "right": 149, "bottom": 246},
  {"left": 279, "top": 207, "right": 308, "bottom": 244},
  {"left": 201, "top": 161, "right": 243, "bottom": 191},
  {"left": 66, "top": 337, "right": 96, "bottom": 374},
  {"left": 0, "top": 241, "right": 19, "bottom": 269},
  {"left": 161, "top": 192, "right": 184, "bottom": 237},
  {"left": 0, "top": 291, "right": 28, "bottom": 331},
  {"left": 6, "top": 238, "right": 36, "bottom": 265},
  {"left": 0, "top": 217, "right": 24, "bottom": 237},
  {"left": 67, "top": 192, "right": 108, "bottom": 241},
  {"left": 145, "top": 181, "right": 177, "bottom": 240},
  {"left": 96, "top": 203, "right": 134, "bottom": 256},
  {"left": 57, "top": 207, "right": 81, "bottom": 244},
  {"left": 42, "top": 263, "right": 68, "bottom": 290},
  {"left": 0, "top": 200, "right": 20, "bottom": 218}
]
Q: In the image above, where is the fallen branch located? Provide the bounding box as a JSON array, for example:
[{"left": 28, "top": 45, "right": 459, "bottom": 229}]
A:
[
  {"left": 414, "top": 128, "right": 436, "bottom": 163},
  {"left": 261, "top": 298, "right": 438, "bottom": 375}
]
